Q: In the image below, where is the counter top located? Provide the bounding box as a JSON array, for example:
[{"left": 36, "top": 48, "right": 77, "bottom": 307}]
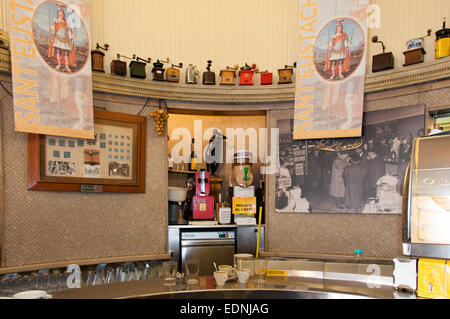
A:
[{"left": 51, "top": 276, "right": 414, "bottom": 299}]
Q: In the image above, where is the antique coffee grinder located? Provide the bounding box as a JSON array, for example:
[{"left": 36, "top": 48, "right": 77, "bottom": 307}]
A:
[
  {"left": 111, "top": 53, "right": 129, "bottom": 76},
  {"left": 185, "top": 64, "right": 200, "bottom": 84},
  {"left": 403, "top": 29, "right": 431, "bottom": 66},
  {"left": 220, "top": 65, "right": 238, "bottom": 85},
  {"left": 192, "top": 169, "right": 215, "bottom": 220},
  {"left": 91, "top": 43, "right": 109, "bottom": 73},
  {"left": 202, "top": 60, "right": 216, "bottom": 85},
  {"left": 0, "top": 30, "right": 9, "bottom": 52},
  {"left": 435, "top": 18, "right": 450, "bottom": 59},
  {"left": 166, "top": 62, "right": 183, "bottom": 83},
  {"left": 152, "top": 58, "right": 170, "bottom": 81},
  {"left": 257, "top": 69, "right": 273, "bottom": 85},
  {"left": 129, "top": 55, "right": 152, "bottom": 79},
  {"left": 239, "top": 63, "right": 257, "bottom": 85},
  {"left": 278, "top": 63, "right": 296, "bottom": 84},
  {"left": 371, "top": 36, "right": 394, "bottom": 73}
]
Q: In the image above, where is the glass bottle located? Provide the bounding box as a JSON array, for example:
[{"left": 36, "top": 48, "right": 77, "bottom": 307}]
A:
[{"left": 189, "top": 138, "right": 198, "bottom": 171}]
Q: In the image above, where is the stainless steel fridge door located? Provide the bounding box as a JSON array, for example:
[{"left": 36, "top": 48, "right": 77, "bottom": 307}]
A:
[
  {"left": 181, "top": 239, "right": 236, "bottom": 275},
  {"left": 409, "top": 135, "right": 450, "bottom": 246}
]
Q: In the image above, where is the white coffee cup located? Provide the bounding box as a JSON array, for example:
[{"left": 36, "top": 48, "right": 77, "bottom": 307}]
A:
[
  {"left": 213, "top": 271, "right": 228, "bottom": 286},
  {"left": 236, "top": 268, "right": 250, "bottom": 284},
  {"left": 218, "top": 265, "right": 234, "bottom": 277}
]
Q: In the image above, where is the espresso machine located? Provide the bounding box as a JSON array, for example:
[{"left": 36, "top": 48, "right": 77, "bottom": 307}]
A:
[{"left": 192, "top": 170, "right": 215, "bottom": 220}]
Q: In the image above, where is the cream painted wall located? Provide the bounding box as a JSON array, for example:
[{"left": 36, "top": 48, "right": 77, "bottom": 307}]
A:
[{"left": 0, "top": 0, "right": 449, "bottom": 73}]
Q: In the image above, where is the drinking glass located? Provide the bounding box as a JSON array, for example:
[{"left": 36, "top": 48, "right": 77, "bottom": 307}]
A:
[
  {"left": 93, "top": 271, "right": 106, "bottom": 286},
  {"left": 86, "top": 270, "right": 95, "bottom": 286},
  {"left": 234, "top": 254, "right": 254, "bottom": 271},
  {"left": 105, "top": 265, "right": 117, "bottom": 284},
  {"left": 253, "top": 259, "right": 268, "bottom": 284},
  {"left": 162, "top": 261, "right": 177, "bottom": 286},
  {"left": 185, "top": 259, "right": 200, "bottom": 286}
]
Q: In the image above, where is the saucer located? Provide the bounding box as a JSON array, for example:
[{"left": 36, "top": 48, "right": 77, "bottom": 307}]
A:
[{"left": 12, "top": 290, "right": 53, "bottom": 299}]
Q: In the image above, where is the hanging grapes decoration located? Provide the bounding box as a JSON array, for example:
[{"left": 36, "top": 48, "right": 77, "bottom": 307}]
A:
[{"left": 150, "top": 99, "right": 169, "bottom": 136}]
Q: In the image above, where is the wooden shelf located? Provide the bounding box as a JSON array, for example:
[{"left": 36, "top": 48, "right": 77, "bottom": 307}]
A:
[
  {"left": 168, "top": 169, "right": 196, "bottom": 174},
  {"left": 168, "top": 170, "right": 224, "bottom": 183}
]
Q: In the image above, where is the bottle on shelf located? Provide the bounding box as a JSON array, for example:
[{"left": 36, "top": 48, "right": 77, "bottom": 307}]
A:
[
  {"left": 354, "top": 249, "right": 363, "bottom": 261},
  {"left": 189, "top": 138, "right": 198, "bottom": 171}
]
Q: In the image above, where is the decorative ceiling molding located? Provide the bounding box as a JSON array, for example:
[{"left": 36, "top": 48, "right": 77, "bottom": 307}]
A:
[
  {"left": 1, "top": 50, "right": 449, "bottom": 103},
  {"left": 364, "top": 58, "right": 450, "bottom": 93}
]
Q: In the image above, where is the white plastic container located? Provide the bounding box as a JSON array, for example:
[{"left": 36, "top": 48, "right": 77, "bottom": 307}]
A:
[
  {"left": 168, "top": 187, "right": 187, "bottom": 202},
  {"left": 393, "top": 258, "right": 417, "bottom": 291},
  {"left": 218, "top": 207, "right": 231, "bottom": 224},
  {"left": 233, "top": 186, "right": 255, "bottom": 197},
  {"left": 406, "top": 38, "right": 424, "bottom": 51}
]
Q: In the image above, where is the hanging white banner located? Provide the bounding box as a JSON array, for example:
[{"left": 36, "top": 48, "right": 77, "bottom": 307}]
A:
[
  {"left": 294, "top": 0, "right": 369, "bottom": 140},
  {"left": 9, "top": 0, "right": 94, "bottom": 139}
]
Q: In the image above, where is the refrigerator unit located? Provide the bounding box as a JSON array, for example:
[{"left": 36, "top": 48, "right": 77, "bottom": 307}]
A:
[{"left": 403, "top": 132, "right": 450, "bottom": 259}]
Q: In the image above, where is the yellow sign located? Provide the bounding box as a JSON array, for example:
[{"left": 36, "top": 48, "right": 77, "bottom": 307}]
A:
[
  {"left": 418, "top": 258, "right": 446, "bottom": 299},
  {"left": 267, "top": 270, "right": 289, "bottom": 277},
  {"left": 232, "top": 197, "right": 256, "bottom": 216},
  {"left": 447, "top": 260, "right": 450, "bottom": 299}
]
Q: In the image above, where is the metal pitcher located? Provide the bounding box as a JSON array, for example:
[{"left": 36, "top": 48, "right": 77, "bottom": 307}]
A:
[{"left": 186, "top": 64, "right": 199, "bottom": 84}]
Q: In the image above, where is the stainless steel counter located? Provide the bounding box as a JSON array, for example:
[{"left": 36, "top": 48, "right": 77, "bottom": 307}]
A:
[{"left": 51, "top": 276, "right": 415, "bottom": 299}]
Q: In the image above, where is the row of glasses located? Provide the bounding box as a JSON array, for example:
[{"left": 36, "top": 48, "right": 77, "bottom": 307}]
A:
[
  {"left": 0, "top": 270, "right": 70, "bottom": 297},
  {"left": 85, "top": 261, "right": 163, "bottom": 287},
  {"left": 0, "top": 260, "right": 167, "bottom": 296}
]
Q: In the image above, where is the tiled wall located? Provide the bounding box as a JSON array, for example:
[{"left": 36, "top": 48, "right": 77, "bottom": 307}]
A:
[{"left": 0, "top": 84, "right": 168, "bottom": 268}]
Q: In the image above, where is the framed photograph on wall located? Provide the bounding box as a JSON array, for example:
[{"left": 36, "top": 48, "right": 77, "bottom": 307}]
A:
[
  {"left": 276, "top": 105, "right": 425, "bottom": 214},
  {"left": 28, "top": 109, "right": 146, "bottom": 193}
]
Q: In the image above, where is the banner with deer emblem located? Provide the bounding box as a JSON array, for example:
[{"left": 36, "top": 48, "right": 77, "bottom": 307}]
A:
[
  {"left": 294, "top": 0, "right": 369, "bottom": 140},
  {"left": 9, "top": 0, "right": 94, "bottom": 139}
]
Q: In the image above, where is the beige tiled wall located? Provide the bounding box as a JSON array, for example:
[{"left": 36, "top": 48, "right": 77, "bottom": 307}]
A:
[{"left": 0, "top": 84, "right": 168, "bottom": 267}]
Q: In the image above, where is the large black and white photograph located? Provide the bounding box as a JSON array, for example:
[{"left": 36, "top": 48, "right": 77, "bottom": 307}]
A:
[{"left": 276, "top": 105, "right": 425, "bottom": 214}]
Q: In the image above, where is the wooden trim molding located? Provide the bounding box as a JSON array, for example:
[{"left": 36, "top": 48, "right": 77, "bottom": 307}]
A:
[
  {"left": 0, "top": 253, "right": 171, "bottom": 275},
  {"left": 1, "top": 50, "right": 449, "bottom": 103},
  {"left": 364, "top": 58, "right": 450, "bottom": 93}
]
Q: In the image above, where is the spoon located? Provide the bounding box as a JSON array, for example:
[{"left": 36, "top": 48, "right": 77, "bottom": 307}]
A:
[{"left": 213, "top": 262, "right": 218, "bottom": 272}]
